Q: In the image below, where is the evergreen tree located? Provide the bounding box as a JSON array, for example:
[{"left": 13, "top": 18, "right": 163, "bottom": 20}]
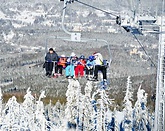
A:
[{"left": 121, "top": 76, "right": 133, "bottom": 131}]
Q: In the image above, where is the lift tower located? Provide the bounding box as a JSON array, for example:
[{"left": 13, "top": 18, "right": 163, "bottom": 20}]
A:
[{"left": 154, "top": 1, "right": 165, "bottom": 129}]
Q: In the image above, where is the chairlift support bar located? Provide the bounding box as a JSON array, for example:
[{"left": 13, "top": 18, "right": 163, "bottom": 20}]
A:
[
  {"left": 62, "top": 0, "right": 72, "bottom": 35},
  {"left": 59, "top": 0, "right": 112, "bottom": 66}
]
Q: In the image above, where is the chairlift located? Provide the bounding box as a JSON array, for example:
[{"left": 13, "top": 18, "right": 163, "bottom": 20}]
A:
[
  {"left": 61, "top": 0, "right": 111, "bottom": 64},
  {"left": 45, "top": 0, "right": 112, "bottom": 80},
  {"left": 116, "top": 14, "right": 143, "bottom": 34},
  {"left": 116, "top": 0, "right": 158, "bottom": 35}
]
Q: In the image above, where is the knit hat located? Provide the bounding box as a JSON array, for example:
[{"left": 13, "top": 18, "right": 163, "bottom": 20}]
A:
[
  {"left": 49, "top": 48, "right": 54, "bottom": 51},
  {"left": 70, "top": 52, "right": 76, "bottom": 57},
  {"left": 61, "top": 54, "right": 65, "bottom": 57}
]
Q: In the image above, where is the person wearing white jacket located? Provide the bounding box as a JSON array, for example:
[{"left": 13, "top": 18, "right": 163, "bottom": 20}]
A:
[{"left": 93, "top": 52, "right": 107, "bottom": 82}]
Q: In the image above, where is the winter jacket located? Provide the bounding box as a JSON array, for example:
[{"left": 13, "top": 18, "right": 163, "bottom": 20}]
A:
[
  {"left": 93, "top": 53, "right": 103, "bottom": 65},
  {"left": 45, "top": 51, "right": 59, "bottom": 62},
  {"left": 76, "top": 59, "right": 86, "bottom": 67},
  {"left": 66, "top": 56, "right": 78, "bottom": 65},
  {"left": 86, "top": 59, "right": 95, "bottom": 69},
  {"left": 58, "top": 57, "right": 67, "bottom": 68}
]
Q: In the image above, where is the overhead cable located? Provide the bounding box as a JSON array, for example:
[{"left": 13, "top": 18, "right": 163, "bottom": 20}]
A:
[
  {"left": 132, "top": 33, "right": 157, "bottom": 68},
  {"left": 74, "top": 0, "right": 117, "bottom": 17}
]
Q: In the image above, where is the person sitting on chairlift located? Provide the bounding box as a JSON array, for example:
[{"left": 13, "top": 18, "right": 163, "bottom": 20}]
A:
[
  {"left": 65, "top": 52, "right": 78, "bottom": 79},
  {"left": 45, "top": 48, "right": 59, "bottom": 77},
  {"left": 75, "top": 55, "right": 86, "bottom": 78},
  {"left": 57, "top": 54, "right": 67, "bottom": 76},
  {"left": 86, "top": 55, "right": 95, "bottom": 80},
  {"left": 93, "top": 52, "right": 107, "bottom": 82}
]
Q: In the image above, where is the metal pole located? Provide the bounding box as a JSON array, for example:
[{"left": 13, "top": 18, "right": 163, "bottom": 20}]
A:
[
  {"left": 154, "top": 0, "right": 165, "bottom": 130},
  {"left": 62, "top": 0, "right": 72, "bottom": 35},
  {"left": 45, "top": 38, "right": 48, "bottom": 54}
]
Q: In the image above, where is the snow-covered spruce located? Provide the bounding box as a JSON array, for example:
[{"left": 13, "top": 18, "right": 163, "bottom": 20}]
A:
[
  {"left": 0, "top": 78, "right": 154, "bottom": 130},
  {"left": 120, "top": 76, "right": 153, "bottom": 131}
]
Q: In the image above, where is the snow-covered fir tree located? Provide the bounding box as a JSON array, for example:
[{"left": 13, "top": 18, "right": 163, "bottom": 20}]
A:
[
  {"left": 120, "top": 76, "right": 133, "bottom": 131},
  {"left": 133, "top": 86, "right": 151, "bottom": 130},
  {"left": 0, "top": 78, "right": 154, "bottom": 130},
  {"left": 35, "top": 91, "right": 47, "bottom": 131},
  {"left": 79, "top": 81, "right": 93, "bottom": 130},
  {"left": 92, "top": 81, "right": 113, "bottom": 131},
  {"left": 1, "top": 96, "right": 26, "bottom": 130},
  {"left": 65, "top": 79, "right": 81, "bottom": 130},
  {"left": 22, "top": 87, "right": 36, "bottom": 129}
]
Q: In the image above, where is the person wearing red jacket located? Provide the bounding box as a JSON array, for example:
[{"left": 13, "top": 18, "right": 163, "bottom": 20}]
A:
[{"left": 75, "top": 55, "right": 86, "bottom": 78}]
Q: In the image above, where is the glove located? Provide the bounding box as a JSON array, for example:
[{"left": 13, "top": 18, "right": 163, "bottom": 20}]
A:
[{"left": 87, "top": 64, "right": 92, "bottom": 66}]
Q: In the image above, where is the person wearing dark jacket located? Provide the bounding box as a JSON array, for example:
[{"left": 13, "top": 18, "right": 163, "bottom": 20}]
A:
[{"left": 45, "top": 48, "right": 59, "bottom": 77}]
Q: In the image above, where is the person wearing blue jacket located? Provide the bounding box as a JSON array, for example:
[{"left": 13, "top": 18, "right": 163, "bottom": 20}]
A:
[
  {"left": 86, "top": 55, "right": 95, "bottom": 80},
  {"left": 65, "top": 52, "right": 78, "bottom": 78}
]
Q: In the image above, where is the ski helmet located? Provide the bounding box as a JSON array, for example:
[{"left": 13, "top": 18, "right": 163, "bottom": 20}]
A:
[
  {"left": 89, "top": 55, "right": 95, "bottom": 61},
  {"left": 80, "top": 55, "right": 85, "bottom": 59}
]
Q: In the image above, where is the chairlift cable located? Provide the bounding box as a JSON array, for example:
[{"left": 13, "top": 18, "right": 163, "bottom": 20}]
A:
[
  {"left": 131, "top": 33, "right": 157, "bottom": 68},
  {"left": 74, "top": 0, "right": 117, "bottom": 17},
  {"left": 72, "top": 0, "right": 156, "bottom": 68}
]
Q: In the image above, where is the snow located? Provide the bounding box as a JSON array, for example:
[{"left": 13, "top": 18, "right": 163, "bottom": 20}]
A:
[
  {"left": 82, "top": 11, "right": 90, "bottom": 17},
  {"left": 0, "top": 81, "right": 13, "bottom": 87},
  {"left": 13, "top": 10, "right": 37, "bottom": 24},
  {"left": 95, "top": 10, "right": 106, "bottom": 17},
  {"left": 41, "top": 20, "right": 54, "bottom": 27},
  {"left": 115, "top": 111, "right": 125, "bottom": 124},
  {"left": 3, "top": 7, "right": 47, "bottom": 27},
  {"left": 0, "top": 10, "right": 6, "bottom": 19},
  {"left": 2, "top": 30, "right": 15, "bottom": 43},
  {"left": 1, "top": 30, "right": 44, "bottom": 52},
  {"left": 12, "top": 22, "right": 25, "bottom": 28}
]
